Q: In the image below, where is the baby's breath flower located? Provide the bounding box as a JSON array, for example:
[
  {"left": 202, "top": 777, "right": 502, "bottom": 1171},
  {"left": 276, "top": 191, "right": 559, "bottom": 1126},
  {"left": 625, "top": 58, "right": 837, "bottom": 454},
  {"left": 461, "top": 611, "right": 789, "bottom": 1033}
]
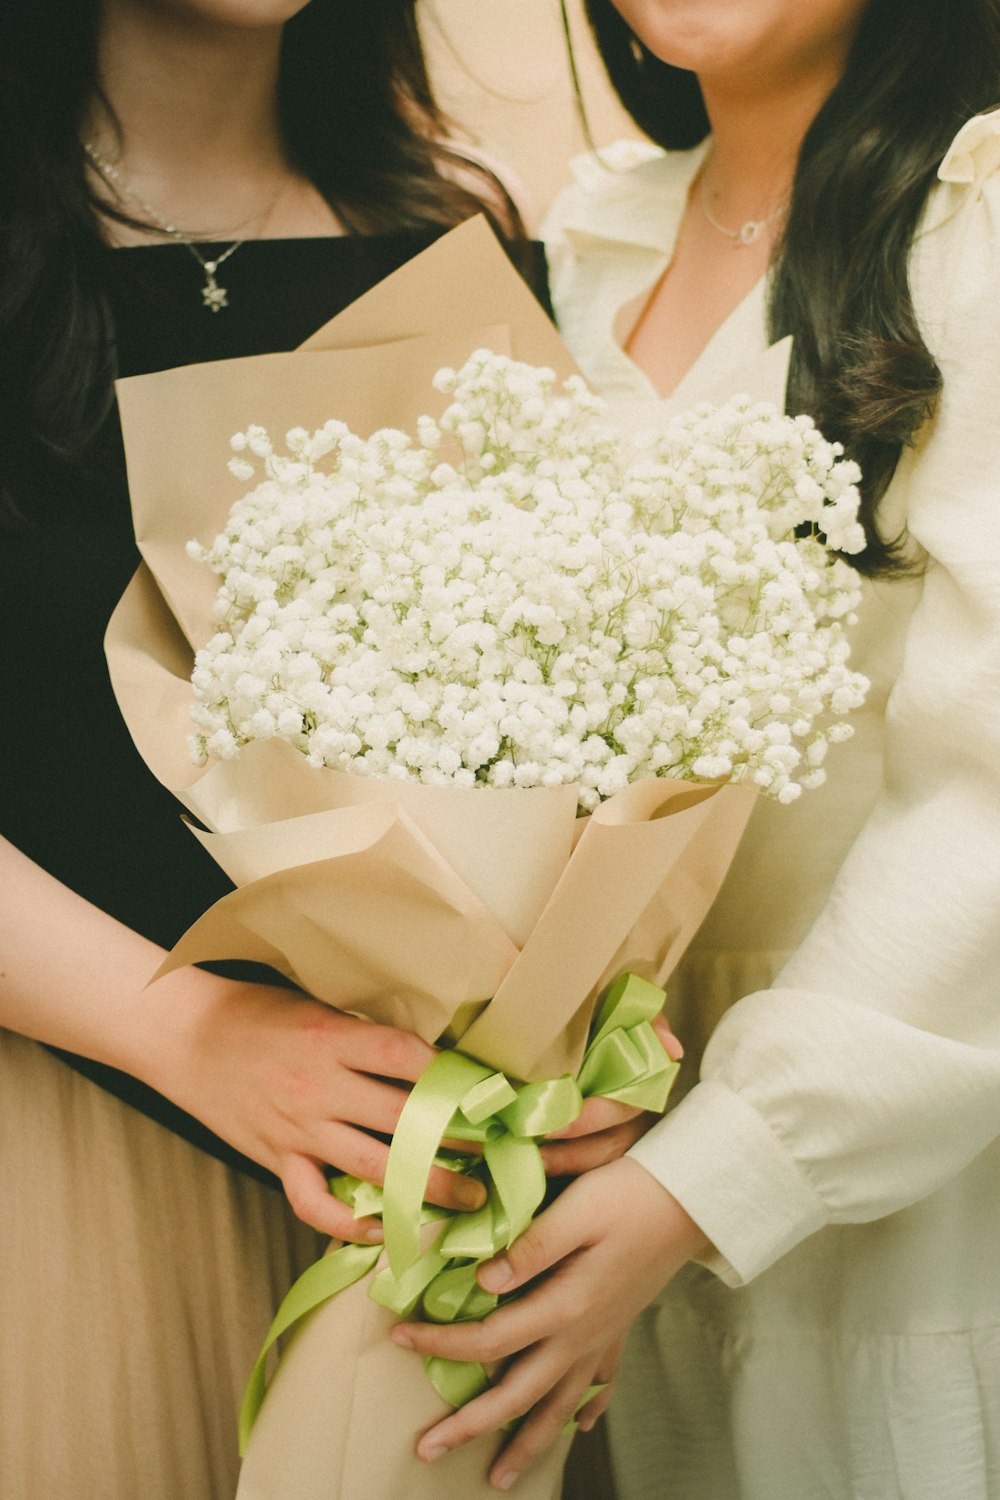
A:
[{"left": 189, "top": 352, "right": 869, "bottom": 807}]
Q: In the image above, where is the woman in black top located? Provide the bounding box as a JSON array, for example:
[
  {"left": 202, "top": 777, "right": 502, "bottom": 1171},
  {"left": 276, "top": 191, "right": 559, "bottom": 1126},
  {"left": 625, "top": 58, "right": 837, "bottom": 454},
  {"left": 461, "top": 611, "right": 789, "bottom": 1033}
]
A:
[{"left": 0, "top": 2, "right": 567, "bottom": 1493}]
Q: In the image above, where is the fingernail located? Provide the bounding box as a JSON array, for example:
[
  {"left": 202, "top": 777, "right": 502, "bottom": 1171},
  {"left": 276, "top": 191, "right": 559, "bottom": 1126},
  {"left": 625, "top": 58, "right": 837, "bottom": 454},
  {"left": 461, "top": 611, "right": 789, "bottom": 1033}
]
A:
[
  {"left": 421, "top": 1444, "right": 448, "bottom": 1462},
  {"left": 364, "top": 1226, "right": 384, "bottom": 1243},
  {"left": 454, "top": 1180, "right": 488, "bottom": 1211},
  {"left": 496, "top": 1471, "right": 519, "bottom": 1491},
  {"left": 478, "top": 1255, "right": 513, "bottom": 1293},
  {"left": 391, "top": 1327, "right": 414, "bottom": 1349}
]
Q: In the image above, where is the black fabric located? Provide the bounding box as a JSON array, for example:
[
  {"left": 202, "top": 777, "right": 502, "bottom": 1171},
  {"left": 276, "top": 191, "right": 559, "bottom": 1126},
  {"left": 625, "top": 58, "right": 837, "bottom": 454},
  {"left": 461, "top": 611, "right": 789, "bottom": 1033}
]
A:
[{"left": 0, "top": 230, "right": 552, "bottom": 1185}]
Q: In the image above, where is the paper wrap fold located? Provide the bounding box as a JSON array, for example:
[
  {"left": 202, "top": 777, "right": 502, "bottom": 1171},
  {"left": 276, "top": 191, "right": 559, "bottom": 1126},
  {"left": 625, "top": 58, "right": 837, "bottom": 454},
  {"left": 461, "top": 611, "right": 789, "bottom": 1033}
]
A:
[{"left": 106, "top": 219, "right": 761, "bottom": 1500}]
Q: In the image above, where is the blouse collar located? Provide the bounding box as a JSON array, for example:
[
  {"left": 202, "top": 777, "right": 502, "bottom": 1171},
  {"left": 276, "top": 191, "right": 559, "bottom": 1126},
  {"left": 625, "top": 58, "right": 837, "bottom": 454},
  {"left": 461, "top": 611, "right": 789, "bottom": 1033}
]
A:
[
  {"left": 558, "top": 139, "right": 708, "bottom": 255},
  {"left": 558, "top": 108, "right": 1000, "bottom": 252}
]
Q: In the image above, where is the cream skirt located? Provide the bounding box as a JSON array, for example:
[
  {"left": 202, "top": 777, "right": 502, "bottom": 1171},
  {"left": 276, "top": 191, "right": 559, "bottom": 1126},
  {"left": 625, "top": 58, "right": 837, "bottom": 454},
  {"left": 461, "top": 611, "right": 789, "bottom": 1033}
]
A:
[{"left": 0, "top": 1030, "right": 323, "bottom": 1500}]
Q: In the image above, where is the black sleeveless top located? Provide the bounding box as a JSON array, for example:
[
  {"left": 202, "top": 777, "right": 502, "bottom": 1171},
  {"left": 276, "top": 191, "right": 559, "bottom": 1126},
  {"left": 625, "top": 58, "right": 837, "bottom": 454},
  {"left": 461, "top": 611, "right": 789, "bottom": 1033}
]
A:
[{"left": 0, "top": 232, "right": 551, "bottom": 1185}]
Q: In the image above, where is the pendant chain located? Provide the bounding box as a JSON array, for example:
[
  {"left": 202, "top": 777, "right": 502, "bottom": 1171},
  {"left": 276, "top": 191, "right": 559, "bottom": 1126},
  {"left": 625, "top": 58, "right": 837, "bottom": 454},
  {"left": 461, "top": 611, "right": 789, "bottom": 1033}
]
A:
[
  {"left": 698, "top": 172, "right": 787, "bottom": 249},
  {"left": 83, "top": 142, "right": 284, "bottom": 311}
]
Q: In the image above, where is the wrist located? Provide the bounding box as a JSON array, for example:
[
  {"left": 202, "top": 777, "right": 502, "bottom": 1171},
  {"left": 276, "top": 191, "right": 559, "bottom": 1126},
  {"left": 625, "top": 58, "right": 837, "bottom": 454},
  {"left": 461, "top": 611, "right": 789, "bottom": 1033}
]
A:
[
  {"left": 618, "top": 1156, "right": 713, "bottom": 1263},
  {"left": 113, "top": 961, "right": 235, "bottom": 1101}
]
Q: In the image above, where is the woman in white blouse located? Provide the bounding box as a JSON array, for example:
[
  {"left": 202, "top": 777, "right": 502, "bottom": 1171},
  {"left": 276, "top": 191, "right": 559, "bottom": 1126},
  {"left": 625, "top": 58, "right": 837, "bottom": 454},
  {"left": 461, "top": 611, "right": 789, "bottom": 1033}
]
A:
[{"left": 393, "top": 1, "right": 1000, "bottom": 1496}]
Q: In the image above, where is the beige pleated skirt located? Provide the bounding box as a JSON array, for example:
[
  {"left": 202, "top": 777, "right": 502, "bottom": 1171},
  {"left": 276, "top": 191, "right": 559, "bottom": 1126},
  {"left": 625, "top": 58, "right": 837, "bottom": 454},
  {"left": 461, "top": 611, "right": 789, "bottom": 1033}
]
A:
[{"left": 0, "top": 1030, "right": 324, "bottom": 1500}]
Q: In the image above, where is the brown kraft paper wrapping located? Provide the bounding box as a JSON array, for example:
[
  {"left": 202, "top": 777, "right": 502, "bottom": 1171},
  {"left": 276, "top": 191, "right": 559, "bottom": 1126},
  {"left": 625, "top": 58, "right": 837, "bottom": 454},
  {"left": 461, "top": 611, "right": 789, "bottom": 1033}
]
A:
[{"left": 105, "top": 219, "right": 760, "bottom": 1500}]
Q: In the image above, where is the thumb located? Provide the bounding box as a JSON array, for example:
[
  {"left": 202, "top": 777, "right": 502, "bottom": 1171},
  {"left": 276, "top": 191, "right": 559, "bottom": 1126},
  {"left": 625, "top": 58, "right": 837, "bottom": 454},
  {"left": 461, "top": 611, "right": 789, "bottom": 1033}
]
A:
[{"left": 477, "top": 1179, "right": 596, "bottom": 1293}]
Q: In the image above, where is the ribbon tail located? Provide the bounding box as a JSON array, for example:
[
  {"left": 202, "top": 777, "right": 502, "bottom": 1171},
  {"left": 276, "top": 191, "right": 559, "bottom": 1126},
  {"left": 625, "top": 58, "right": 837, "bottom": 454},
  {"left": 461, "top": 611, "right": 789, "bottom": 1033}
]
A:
[{"left": 238, "top": 1241, "right": 381, "bottom": 1454}]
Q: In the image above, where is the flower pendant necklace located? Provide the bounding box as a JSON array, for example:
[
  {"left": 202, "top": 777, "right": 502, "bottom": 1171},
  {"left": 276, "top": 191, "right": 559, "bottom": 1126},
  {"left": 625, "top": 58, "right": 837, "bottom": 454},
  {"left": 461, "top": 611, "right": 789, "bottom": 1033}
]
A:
[{"left": 83, "top": 142, "right": 283, "bottom": 311}]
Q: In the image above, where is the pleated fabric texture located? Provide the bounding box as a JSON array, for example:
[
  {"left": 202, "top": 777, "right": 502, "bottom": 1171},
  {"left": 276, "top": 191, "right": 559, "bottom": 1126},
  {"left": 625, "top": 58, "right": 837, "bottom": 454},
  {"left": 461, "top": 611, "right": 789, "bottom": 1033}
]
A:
[{"left": 0, "top": 1030, "right": 324, "bottom": 1500}]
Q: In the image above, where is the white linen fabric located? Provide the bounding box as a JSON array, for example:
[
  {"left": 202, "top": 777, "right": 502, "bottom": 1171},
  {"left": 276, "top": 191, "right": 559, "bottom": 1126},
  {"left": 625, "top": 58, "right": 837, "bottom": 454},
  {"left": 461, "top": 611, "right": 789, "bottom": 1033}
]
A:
[{"left": 543, "top": 111, "right": 1000, "bottom": 1500}]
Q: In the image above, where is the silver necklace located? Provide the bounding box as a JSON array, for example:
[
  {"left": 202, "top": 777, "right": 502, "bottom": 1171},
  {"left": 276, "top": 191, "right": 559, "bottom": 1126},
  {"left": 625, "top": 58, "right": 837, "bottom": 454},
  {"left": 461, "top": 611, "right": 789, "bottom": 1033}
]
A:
[
  {"left": 699, "top": 175, "right": 786, "bottom": 248},
  {"left": 83, "top": 142, "right": 282, "bottom": 311}
]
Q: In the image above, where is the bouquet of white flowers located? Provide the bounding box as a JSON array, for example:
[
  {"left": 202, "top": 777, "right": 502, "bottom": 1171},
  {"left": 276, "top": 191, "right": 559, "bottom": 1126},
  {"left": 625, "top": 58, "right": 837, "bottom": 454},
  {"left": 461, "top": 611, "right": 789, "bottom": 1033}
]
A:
[
  {"left": 189, "top": 350, "right": 865, "bottom": 805},
  {"left": 105, "top": 221, "right": 868, "bottom": 1500}
]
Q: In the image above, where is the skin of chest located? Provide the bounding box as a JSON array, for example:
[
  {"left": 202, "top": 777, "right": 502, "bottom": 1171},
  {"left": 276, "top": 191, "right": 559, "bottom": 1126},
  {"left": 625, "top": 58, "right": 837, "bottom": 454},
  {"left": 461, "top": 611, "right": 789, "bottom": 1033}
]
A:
[{"left": 622, "top": 188, "right": 773, "bottom": 398}]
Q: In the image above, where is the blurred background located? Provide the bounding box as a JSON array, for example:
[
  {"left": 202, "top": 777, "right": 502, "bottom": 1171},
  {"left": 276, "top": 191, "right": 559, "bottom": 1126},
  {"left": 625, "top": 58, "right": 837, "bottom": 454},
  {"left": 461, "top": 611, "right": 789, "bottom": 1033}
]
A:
[{"left": 419, "top": 0, "right": 642, "bottom": 228}]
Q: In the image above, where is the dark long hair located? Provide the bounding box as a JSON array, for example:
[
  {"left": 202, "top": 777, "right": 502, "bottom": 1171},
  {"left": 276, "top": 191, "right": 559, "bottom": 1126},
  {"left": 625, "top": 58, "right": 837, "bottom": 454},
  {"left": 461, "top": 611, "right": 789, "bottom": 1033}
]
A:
[
  {"left": 582, "top": 0, "right": 1000, "bottom": 573},
  {"left": 0, "top": 0, "right": 521, "bottom": 521}
]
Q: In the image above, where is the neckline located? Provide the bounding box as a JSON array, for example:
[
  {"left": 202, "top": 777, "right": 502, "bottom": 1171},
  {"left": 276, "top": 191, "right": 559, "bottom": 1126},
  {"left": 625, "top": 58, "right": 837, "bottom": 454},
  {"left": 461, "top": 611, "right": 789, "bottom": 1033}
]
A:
[
  {"left": 102, "top": 230, "right": 441, "bottom": 253},
  {"left": 610, "top": 145, "right": 770, "bottom": 403},
  {"left": 618, "top": 274, "right": 770, "bottom": 406}
]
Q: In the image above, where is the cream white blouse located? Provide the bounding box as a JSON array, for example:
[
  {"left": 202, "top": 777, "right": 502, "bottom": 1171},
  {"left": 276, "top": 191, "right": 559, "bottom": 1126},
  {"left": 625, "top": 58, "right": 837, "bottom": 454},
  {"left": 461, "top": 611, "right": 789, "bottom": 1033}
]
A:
[{"left": 544, "top": 111, "right": 1000, "bottom": 1290}]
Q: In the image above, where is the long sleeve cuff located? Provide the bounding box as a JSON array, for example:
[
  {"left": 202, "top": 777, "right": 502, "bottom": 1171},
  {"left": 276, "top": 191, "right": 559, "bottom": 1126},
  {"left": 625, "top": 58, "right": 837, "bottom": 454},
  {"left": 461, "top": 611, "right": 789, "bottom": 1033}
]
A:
[{"left": 627, "top": 1080, "right": 828, "bottom": 1287}]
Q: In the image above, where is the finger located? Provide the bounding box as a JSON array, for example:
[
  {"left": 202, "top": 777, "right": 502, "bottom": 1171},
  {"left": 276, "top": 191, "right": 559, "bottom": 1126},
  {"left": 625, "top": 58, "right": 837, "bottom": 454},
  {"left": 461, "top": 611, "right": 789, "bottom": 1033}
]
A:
[
  {"left": 328, "top": 1073, "right": 412, "bottom": 1136},
  {"left": 489, "top": 1363, "right": 599, "bottom": 1488},
  {"left": 280, "top": 1154, "right": 383, "bottom": 1242},
  {"left": 336, "top": 1016, "right": 438, "bottom": 1083},
  {"left": 539, "top": 1116, "right": 652, "bottom": 1176},
  {"left": 440, "top": 1135, "right": 484, "bottom": 1156},
  {"left": 574, "top": 1382, "right": 614, "bottom": 1433},
  {"left": 392, "top": 1257, "right": 586, "bottom": 1364},
  {"left": 545, "top": 1095, "right": 641, "bottom": 1141},
  {"left": 594, "top": 1334, "right": 626, "bottom": 1384},
  {"left": 394, "top": 1299, "right": 536, "bottom": 1363},
  {"left": 316, "top": 1123, "right": 487, "bottom": 1214},
  {"left": 480, "top": 1188, "right": 597, "bottom": 1292},
  {"left": 577, "top": 1334, "right": 624, "bottom": 1427},
  {"left": 415, "top": 1345, "right": 583, "bottom": 1462},
  {"left": 425, "top": 1160, "right": 488, "bottom": 1213},
  {"left": 653, "top": 1012, "right": 684, "bottom": 1061}
]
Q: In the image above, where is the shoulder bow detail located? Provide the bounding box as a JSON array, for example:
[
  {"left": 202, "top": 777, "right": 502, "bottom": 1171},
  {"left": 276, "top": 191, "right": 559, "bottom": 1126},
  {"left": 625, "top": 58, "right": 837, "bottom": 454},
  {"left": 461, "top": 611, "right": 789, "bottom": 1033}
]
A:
[{"left": 938, "top": 107, "right": 1000, "bottom": 187}]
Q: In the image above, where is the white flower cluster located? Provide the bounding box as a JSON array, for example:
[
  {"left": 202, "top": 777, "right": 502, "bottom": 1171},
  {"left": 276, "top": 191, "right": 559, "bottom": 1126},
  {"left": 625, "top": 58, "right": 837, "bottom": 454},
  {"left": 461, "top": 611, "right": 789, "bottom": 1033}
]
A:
[{"left": 188, "top": 351, "right": 869, "bottom": 809}]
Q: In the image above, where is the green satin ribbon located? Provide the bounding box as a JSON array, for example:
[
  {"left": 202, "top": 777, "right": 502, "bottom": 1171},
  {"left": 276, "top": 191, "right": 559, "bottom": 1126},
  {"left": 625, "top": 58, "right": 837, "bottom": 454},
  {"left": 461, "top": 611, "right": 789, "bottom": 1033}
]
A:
[{"left": 238, "top": 971, "right": 679, "bottom": 1453}]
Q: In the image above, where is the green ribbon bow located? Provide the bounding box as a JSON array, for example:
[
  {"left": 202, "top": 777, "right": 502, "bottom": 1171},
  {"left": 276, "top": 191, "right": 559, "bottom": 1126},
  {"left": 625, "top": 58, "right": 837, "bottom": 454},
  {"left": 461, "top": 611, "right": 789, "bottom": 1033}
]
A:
[{"left": 238, "top": 972, "right": 679, "bottom": 1454}]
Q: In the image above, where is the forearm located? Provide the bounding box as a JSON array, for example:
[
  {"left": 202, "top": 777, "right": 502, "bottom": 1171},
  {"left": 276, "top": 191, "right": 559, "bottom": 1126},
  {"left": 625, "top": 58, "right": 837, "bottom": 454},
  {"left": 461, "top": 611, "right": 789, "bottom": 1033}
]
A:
[{"left": 0, "top": 833, "right": 226, "bottom": 1083}]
